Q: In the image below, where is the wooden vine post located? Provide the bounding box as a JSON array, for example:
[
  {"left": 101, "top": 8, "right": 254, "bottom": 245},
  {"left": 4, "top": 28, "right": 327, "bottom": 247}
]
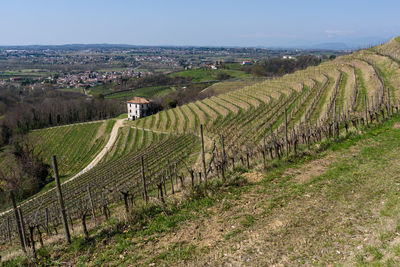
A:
[
  {"left": 364, "top": 95, "right": 368, "bottom": 125},
  {"left": 262, "top": 137, "right": 267, "bottom": 169},
  {"left": 7, "top": 217, "right": 11, "bottom": 244},
  {"left": 52, "top": 155, "right": 71, "bottom": 244},
  {"left": 17, "top": 208, "right": 27, "bottom": 250},
  {"left": 168, "top": 161, "right": 174, "bottom": 194},
  {"left": 141, "top": 156, "right": 148, "bottom": 204},
  {"left": 220, "top": 134, "right": 226, "bottom": 182},
  {"left": 10, "top": 190, "right": 27, "bottom": 253},
  {"left": 285, "top": 108, "right": 289, "bottom": 157},
  {"left": 45, "top": 208, "right": 50, "bottom": 235},
  {"left": 200, "top": 124, "right": 207, "bottom": 189},
  {"left": 87, "top": 186, "right": 96, "bottom": 221},
  {"left": 387, "top": 88, "right": 391, "bottom": 116}
]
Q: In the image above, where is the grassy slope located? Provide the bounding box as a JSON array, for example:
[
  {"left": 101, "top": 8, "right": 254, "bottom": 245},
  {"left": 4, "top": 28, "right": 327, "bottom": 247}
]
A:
[
  {"left": 104, "top": 86, "right": 173, "bottom": 100},
  {"left": 0, "top": 120, "right": 116, "bottom": 197},
  {"left": 30, "top": 120, "right": 115, "bottom": 179},
  {"left": 5, "top": 115, "right": 400, "bottom": 266},
  {"left": 169, "top": 68, "right": 250, "bottom": 82},
  {"left": 201, "top": 77, "right": 266, "bottom": 95}
]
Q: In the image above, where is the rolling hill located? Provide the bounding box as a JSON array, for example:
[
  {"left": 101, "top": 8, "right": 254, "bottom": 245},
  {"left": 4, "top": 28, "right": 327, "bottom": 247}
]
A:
[{"left": 1, "top": 37, "right": 400, "bottom": 265}]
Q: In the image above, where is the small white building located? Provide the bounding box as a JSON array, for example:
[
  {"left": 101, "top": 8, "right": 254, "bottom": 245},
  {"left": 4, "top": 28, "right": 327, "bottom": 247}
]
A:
[{"left": 127, "top": 97, "right": 152, "bottom": 120}]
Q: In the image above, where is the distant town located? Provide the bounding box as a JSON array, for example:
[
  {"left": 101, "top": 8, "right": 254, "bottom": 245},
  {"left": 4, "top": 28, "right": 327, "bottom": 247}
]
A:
[{"left": 0, "top": 45, "right": 349, "bottom": 90}]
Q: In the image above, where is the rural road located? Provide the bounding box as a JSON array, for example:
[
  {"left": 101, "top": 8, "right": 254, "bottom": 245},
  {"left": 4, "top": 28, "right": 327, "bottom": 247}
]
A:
[
  {"left": 0, "top": 118, "right": 126, "bottom": 217},
  {"left": 68, "top": 118, "right": 126, "bottom": 182}
]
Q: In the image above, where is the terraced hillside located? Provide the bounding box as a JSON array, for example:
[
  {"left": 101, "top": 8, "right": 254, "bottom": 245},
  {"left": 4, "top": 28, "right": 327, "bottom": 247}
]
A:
[
  {"left": 2, "top": 38, "right": 400, "bottom": 260},
  {"left": 130, "top": 39, "right": 398, "bottom": 151},
  {"left": 100, "top": 126, "right": 168, "bottom": 163},
  {"left": 0, "top": 120, "right": 116, "bottom": 180}
]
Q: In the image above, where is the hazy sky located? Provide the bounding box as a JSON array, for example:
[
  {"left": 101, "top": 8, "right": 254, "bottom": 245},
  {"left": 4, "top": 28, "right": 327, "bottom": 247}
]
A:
[{"left": 1, "top": 0, "right": 399, "bottom": 47}]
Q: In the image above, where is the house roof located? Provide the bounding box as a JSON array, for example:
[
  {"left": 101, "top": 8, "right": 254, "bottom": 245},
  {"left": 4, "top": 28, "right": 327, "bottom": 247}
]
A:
[{"left": 127, "top": 97, "right": 150, "bottom": 104}]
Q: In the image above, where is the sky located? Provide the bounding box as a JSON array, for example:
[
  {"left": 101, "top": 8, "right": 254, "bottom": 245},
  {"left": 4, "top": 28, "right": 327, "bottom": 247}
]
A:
[{"left": 0, "top": 0, "right": 399, "bottom": 48}]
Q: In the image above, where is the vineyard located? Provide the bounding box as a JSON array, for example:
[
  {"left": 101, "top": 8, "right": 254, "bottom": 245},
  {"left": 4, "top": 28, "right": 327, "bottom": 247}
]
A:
[
  {"left": 1, "top": 37, "right": 400, "bottom": 263},
  {"left": 129, "top": 39, "right": 400, "bottom": 152},
  {"left": 0, "top": 120, "right": 116, "bottom": 181},
  {"left": 100, "top": 126, "right": 168, "bottom": 163}
]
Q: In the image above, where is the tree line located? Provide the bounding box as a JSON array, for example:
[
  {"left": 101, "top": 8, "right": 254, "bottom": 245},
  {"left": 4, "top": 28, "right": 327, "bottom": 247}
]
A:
[
  {"left": 112, "top": 74, "right": 191, "bottom": 92},
  {"left": 246, "top": 55, "right": 331, "bottom": 77},
  {"left": 0, "top": 85, "right": 125, "bottom": 147}
]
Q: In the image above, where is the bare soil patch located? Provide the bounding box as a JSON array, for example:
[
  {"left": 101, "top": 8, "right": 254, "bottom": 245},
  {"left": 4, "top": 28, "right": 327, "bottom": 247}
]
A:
[
  {"left": 285, "top": 154, "right": 335, "bottom": 183},
  {"left": 242, "top": 171, "right": 264, "bottom": 183},
  {"left": 393, "top": 122, "right": 400, "bottom": 129},
  {"left": 95, "top": 120, "right": 107, "bottom": 140}
]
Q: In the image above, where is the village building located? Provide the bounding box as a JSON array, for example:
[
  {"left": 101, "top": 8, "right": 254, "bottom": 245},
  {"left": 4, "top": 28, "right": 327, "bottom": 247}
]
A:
[{"left": 127, "top": 97, "right": 152, "bottom": 120}]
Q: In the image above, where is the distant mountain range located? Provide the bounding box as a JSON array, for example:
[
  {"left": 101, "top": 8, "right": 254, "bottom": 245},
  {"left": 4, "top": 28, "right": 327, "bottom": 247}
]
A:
[
  {"left": 0, "top": 36, "right": 394, "bottom": 51},
  {"left": 295, "top": 36, "right": 394, "bottom": 50}
]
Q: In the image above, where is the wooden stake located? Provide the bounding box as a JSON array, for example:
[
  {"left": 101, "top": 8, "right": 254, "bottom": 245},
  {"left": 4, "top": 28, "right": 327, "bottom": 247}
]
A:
[
  {"left": 87, "top": 186, "right": 96, "bottom": 221},
  {"left": 158, "top": 183, "right": 165, "bottom": 203},
  {"left": 10, "top": 191, "right": 26, "bottom": 253},
  {"left": 284, "top": 108, "right": 289, "bottom": 157},
  {"left": 45, "top": 207, "right": 50, "bottom": 235},
  {"left": 387, "top": 87, "right": 391, "bottom": 116},
  {"left": 7, "top": 217, "right": 11, "bottom": 244},
  {"left": 220, "top": 135, "right": 226, "bottom": 182},
  {"left": 52, "top": 155, "right": 71, "bottom": 244},
  {"left": 141, "top": 156, "right": 148, "bottom": 204},
  {"left": 200, "top": 124, "right": 207, "bottom": 189},
  {"left": 364, "top": 95, "right": 368, "bottom": 125},
  {"left": 28, "top": 226, "right": 37, "bottom": 260},
  {"left": 17, "top": 208, "right": 27, "bottom": 250}
]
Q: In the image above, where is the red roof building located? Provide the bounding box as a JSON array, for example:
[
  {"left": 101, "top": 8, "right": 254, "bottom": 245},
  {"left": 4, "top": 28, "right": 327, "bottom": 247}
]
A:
[{"left": 127, "top": 97, "right": 152, "bottom": 120}]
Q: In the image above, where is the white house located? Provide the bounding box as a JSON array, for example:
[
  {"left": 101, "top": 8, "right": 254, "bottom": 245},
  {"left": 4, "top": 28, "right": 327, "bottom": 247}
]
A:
[{"left": 127, "top": 97, "right": 152, "bottom": 120}]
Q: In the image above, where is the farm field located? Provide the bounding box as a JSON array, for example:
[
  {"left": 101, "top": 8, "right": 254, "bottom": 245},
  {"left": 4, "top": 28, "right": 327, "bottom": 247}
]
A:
[
  {"left": 86, "top": 84, "right": 115, "bottom": 95},
  {"left": 0, "top": 69, "right": 54, "bottom": 79},
  {"left": 2, "top": 37, "right": 400, "bottom": 265},
  {"left": 104, "top": 85, "right": 173, "bottom": 100},
  {"left": 169, "top": 68, "right": 251, "bottom": 82}
]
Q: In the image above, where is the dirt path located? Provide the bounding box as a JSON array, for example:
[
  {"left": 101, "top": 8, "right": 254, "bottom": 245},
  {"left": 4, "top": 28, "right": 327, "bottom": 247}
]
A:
[
  {"left": 68, "top": 118, "right": 126, "bottom": 181},
  {"left": 129, "top": 125, "right": 169, "bottom": 135}
]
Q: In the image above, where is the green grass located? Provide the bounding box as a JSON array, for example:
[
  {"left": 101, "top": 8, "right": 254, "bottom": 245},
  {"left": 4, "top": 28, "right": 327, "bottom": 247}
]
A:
[
  {"left": 355, "top": 67, "right": 368, "bottom": 112},
  {"left": 201, "top": 77, "right": 265, "bottom": 95},
  {"left": 0, "top": 69, "right": 54, "bottom": 78},
  {"left": 336, "top": 71, "right": 348, "bottom": 109},
  {"left": 87, "top": 83, "right": 115, "bottom": 95},
  {"left": 105, "top": 86, "right": 172, "bottom": 100},
  {"left": 57, "top": 87, "right": 86, "bottom": 94},
  {"left": 27, "top": 120, "right": 115, "bottom": 179},
  {"left": 223, "top": 62, "right": 243, "bottom": 70},
  {"left": 169, "top": 68, "right": 250, "bottom": 82},
  {"left": 312, "top": 76, "right": 334, "bottom": 122}
]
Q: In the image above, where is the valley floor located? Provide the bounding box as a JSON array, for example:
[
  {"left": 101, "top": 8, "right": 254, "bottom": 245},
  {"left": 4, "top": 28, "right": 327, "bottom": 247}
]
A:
[{"left": 3, "top": 116, "right": 400, "bottom": 266}]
